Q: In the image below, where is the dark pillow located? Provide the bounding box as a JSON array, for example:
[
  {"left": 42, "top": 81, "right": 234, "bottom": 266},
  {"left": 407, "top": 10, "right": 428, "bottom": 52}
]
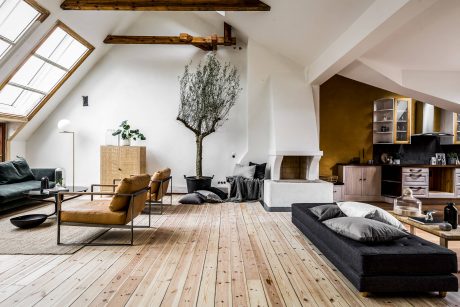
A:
[
  {"left": 249, "top": 162, "right": 266, "bottom": 179},
  {"left": 196, "top": 190, "right": 223, "bottom": 203},
  {"left": 309, "top": 204, "right": 345, "bottom": 222},
  {"left": 201, "top": 186, "right": 227, "bottom": 200},
  {"left": 179, "top": 193, "right": 205, "bottom": 204},
  {"left": 11, "top": 158, "right": 35, "bottom": 182},
  {"left": 0, "top": 161, "right": 20, "bottom": 184},
  {"left": 323, "top": 217, "right": 408, "bottom": 243}
]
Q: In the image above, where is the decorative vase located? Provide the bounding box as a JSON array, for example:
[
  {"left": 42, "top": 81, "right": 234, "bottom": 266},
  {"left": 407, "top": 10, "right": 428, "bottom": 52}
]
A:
[
  {"left": 444, "top": 202, "right": 458, "bottom": 229},
  {"left": 121, "top": 139, "right": 131, "bottom": 146},
  {"left": 55, "top": 168, "right": 66, "bottom": 187}
]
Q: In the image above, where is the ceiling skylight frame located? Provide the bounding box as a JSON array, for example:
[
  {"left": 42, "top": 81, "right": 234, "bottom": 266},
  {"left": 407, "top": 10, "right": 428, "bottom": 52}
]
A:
[
  {"left": 0, "top": 20, "right": 94, "bottom": 121},
  {"left": 0, "top": 0, "right": 50, "bottom": 61}
]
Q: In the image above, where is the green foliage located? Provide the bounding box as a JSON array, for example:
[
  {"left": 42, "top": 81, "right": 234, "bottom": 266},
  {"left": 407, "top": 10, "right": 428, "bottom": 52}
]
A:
[
  {"left": 112, "top": 120, "right": 146, "bottom": 141},
  {"left": 447, "top": 152, "right": 458, "bottom": 159},
  {"left": 177, "top": 53, "right": 242, "bottom": 177}
]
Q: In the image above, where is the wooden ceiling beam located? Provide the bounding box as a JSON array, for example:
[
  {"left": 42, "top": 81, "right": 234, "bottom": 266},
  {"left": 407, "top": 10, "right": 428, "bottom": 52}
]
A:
[
  {"left": 104, "top": 23, "right": 237, "bottom": 50},
  {"left": 103, "top": 35, "right": 236, "bottom": 46},
  {"left": 60, "top": 0, "right": 270, "bottom": 11}
]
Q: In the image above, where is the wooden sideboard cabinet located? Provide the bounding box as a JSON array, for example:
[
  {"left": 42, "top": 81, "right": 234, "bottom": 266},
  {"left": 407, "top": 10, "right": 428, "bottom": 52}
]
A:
[
  {"left": 338, "top": 166, "right": 382, "bottom": 201},
  {"left": 100, "top": 146, "right": 146, "bottom": 191}
]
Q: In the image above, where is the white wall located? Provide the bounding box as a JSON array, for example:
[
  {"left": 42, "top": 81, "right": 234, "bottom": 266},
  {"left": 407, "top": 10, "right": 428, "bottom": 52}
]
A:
[
  {"left": 26, "top": 13, "right": 247, "bottom": 191},
  {"left": 24, "top": 14, "right": 322, "bottom": 191},
  {"left": 243, "top": 39, "right": 319, "bottom": 163}
]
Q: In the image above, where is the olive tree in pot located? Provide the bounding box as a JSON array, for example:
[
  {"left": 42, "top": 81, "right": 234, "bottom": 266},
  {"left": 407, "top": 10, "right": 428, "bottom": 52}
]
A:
[{"left": 177, "top": 53, "right": 242, "bottom": 193}]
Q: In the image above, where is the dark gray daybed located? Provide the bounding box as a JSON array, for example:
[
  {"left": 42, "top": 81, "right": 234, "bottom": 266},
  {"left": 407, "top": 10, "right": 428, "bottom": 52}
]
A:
[{"left": 292, "top": 203, "right": 458, "bottom": 297}]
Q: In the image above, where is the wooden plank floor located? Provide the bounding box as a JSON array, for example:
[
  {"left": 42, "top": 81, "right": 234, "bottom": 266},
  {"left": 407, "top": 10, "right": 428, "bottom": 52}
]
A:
[{"left": 1, "top": 202, "right": 460, "bottom": 306}]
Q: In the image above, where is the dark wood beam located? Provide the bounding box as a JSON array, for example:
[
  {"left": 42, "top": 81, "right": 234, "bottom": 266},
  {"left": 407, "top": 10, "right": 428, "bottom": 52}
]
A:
[
  {"left": 61, "top": 0, "right": 270, "bottom": 11},
  {"left": 104, "top": 23, "right": 237, "bottom": 51},
  {"left": 104, "top": 35, "right": 236, "bottom": 46}
]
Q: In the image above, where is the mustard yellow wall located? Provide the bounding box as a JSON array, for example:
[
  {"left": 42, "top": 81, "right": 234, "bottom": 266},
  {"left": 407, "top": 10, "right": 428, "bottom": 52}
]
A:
[{"left": 319, "top": 75, "right": 403, "bottom": 176}]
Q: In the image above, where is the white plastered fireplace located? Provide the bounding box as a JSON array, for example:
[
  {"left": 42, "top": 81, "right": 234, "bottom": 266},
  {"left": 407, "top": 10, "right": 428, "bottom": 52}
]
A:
[{"left": 262, "top": 75, "right": 333, "bottom": 210}]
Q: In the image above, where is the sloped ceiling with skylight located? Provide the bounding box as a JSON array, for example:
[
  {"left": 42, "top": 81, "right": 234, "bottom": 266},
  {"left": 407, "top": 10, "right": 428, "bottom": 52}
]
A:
[{"left": 0, "top": 22, "right": 92, "bottom": 118}]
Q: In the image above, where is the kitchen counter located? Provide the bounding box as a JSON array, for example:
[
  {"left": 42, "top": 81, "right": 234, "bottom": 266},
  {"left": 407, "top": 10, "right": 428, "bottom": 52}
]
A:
[{"left": 380, "top": 164, "right": 460, "bottom": 168}]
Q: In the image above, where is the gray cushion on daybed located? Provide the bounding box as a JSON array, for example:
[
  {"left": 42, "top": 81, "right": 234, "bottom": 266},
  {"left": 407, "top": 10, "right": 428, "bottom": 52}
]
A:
[
  {"left": 309, "top": 204, "right": 345, "bottom": 221},
  {"left": 323, "top": 217, "right": 408, "bottom": 242}
]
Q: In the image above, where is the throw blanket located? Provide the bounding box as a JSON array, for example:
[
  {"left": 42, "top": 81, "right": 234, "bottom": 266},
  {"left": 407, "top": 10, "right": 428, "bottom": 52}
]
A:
[{"left": 227, "top": 176, "right": 264, "bottom": 202}]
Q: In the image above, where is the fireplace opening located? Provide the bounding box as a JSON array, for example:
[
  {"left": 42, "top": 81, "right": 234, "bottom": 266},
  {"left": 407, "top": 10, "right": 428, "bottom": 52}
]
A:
[{"left": 280, "top": 156, "right": 307, "bottom": 180}]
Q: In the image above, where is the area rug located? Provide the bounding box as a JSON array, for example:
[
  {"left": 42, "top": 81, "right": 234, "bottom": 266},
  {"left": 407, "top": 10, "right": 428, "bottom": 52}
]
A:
[{"left": 0, "top": 202, "right": 110, "bottom": 255}]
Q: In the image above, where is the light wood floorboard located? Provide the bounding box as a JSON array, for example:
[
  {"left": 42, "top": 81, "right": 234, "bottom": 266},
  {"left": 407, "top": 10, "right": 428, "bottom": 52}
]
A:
[{"left": 0, "top": 202, "right": 459, "bottom": 306}]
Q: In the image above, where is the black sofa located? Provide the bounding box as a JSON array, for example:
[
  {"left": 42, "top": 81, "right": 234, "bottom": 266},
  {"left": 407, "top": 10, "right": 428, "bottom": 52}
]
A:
[
  {"left": 0, "top": 159, "right": 55, "bottom": 212},
  {"left": 292, "top": 203, "right": 458, "bottom": 296}
]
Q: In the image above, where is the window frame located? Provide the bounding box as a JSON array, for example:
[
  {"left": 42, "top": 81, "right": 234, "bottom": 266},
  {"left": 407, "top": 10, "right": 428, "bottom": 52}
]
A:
[
  {"left": 0, "top": 122, "right": 5, "bottom": 162},
  {"left": 0, "top": 20, "right": 94, "bottom": 121},
  {"left": 0, "top": 0, "right": 50, "bottom": 61}
]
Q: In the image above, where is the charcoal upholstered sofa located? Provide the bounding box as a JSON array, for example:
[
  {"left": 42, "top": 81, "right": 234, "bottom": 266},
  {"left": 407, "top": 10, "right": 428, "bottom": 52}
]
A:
[
  {"left": 292, "top": 203, "right": 458, "bottom": 297},
  {"left": 0, "top": 159, "right": 55, "bottom": 212}
]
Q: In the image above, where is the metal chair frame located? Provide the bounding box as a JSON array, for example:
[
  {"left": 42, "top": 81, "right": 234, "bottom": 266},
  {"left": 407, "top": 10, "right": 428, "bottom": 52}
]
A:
[{"left": 57, "top": 186, "right": 150, "bottom": 246}]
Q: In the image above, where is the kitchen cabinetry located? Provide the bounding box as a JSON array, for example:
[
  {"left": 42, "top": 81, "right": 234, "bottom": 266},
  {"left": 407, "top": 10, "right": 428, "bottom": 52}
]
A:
[
  {"left": 454, "top": 113, "right": 460, "bottom": 144},
  {"left": 373, "top": 98, "right": 413, "bottom": 145},
  {"left": 338, "top": 166, "right": 381, "bottom": 201},
  {"left": 333, "top": 185, "right": 343, "bottom": 202},
  {"left": 402, "top": 167, "right": 429, "bottom": 198},
  {"left": 100, "top": 146, "right": 146, "bottom": 191}
]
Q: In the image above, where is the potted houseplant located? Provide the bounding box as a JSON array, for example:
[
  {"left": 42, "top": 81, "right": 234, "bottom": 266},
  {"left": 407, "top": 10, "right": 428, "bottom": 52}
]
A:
[
  {"left": 112, "top": 120, "right": 146, "bottom": 146},
  {"left": 447, "top": 152, "right": 458, "bottom": 165},
  {"left": 177, "top": 53, "right": 242, "bottom": 193}
]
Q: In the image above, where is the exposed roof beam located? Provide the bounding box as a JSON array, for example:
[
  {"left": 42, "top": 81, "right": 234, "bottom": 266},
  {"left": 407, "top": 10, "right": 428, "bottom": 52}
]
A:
[
  {"left": 307, "top": 0, "right": 438, "bottom": 85},
  {"left": 60, "top": 0, "right": 270, "bottom": 11},
  {"left": 104, "top": 23, "right": 236, "bottom": 51}
]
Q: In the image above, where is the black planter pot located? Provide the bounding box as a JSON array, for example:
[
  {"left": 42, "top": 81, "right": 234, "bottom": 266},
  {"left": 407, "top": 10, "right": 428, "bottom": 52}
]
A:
[{"left": 184, "top": 175, "right": 213, "bottom": 193}]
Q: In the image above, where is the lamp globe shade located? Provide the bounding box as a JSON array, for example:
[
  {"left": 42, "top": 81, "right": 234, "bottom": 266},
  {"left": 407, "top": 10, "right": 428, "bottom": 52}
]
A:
[{"left": 57, "top": 119, "right": 71, "bottom": 132}]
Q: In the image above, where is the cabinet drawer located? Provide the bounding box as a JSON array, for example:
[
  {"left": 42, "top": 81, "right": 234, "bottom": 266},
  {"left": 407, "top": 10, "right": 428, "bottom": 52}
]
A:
[
  {"left": 403, "top": 186, "right": 428, "bottom": 197},
  {"left": 402, "top": 168, "right": 429, "bottom": 174},
  {"left": 402, "top": 173, "right": 429, "bottom": 185}
]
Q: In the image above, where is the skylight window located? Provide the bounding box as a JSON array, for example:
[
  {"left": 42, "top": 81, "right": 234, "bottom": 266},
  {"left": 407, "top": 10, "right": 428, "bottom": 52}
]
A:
[
  {"left": 0, "top": 22, "right": 94, "bottom": 118},
  {"left": 0, "top": 0, "right": 49, "bottom": 60}
]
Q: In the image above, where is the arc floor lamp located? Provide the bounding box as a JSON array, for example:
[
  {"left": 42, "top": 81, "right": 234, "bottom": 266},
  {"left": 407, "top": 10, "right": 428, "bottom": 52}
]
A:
[{"left": 57, "top": 119, "right": 75, "bottom": 188}]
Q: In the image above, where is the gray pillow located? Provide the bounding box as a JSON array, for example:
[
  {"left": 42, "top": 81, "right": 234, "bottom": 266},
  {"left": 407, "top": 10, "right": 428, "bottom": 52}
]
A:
[
  {"left": 233, "top": 164, "right": 256, "bottom": 179},
  {"left": 323, "top": 217, "right": 408, "bottom": 243},
  {"left": 196, "top": 190, "right": 223, "bottom": 203},
  {"left": 309, "top": 204, "right": 345, "bottom": 222},
  {"left": 179, "top": 193, "right": 205, "bottom": 204}
]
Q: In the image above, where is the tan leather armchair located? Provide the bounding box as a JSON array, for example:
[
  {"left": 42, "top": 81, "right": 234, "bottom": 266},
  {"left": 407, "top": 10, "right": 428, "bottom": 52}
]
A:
[
  {"left": 148, "top": 168, "right": 172, "bottom": 214},
  {"left": 57, "top": 174, "right": 151, "bottom": 246}
]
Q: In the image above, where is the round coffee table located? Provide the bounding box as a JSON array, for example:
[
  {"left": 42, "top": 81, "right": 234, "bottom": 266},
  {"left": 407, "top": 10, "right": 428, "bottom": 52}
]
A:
[{"left": 10, "top": 186, "right": 88, "bottom": 229}]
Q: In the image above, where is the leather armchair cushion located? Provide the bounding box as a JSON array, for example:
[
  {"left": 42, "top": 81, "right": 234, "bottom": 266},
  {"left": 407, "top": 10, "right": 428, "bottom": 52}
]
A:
[
  {"left": 61, "top": 200, "right": 126, "bottom": 225},
  {"left": 109, "top": 174, "right": 150, "bottom": 212},
  {"left": 150, "top": 168, "right": 171, "bottom": 201}
]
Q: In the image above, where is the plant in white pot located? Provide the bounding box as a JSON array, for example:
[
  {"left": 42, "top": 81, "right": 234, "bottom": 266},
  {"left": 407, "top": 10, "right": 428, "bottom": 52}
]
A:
[
  {"left": 112, "top": 120, "right": 146, "bottom": 146},
  {"left": 177, "top": 53, "right": 242, "bottom": 192}
]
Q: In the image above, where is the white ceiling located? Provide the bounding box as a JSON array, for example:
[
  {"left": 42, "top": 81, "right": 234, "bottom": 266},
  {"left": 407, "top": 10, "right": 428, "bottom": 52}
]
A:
[
  {"left": 363, "top": 0, "right": 460, "bottom": 71},
  {"left": 194, "top": 0, "right": 375, "bottom": 66}
]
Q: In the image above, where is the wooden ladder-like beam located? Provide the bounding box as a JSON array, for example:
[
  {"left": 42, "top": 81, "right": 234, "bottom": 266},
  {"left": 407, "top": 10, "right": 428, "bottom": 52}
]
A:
[
  {"left": 104, "top": 23, "right": 237, "bottom": 51},
  {"left": 61, "top": 0, "right": 270, "bottom": 11}
]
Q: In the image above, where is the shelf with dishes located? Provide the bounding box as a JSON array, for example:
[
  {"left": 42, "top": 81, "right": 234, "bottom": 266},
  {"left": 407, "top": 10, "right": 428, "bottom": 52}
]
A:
[{"left": 373, "top": 98, "right": 413, "bottom": 145}]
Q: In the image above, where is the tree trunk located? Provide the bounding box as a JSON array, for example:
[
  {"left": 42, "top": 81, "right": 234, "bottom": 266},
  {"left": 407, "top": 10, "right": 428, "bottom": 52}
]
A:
[{"left": 196, "top": 134, "right": 203, "bottom": 178}]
